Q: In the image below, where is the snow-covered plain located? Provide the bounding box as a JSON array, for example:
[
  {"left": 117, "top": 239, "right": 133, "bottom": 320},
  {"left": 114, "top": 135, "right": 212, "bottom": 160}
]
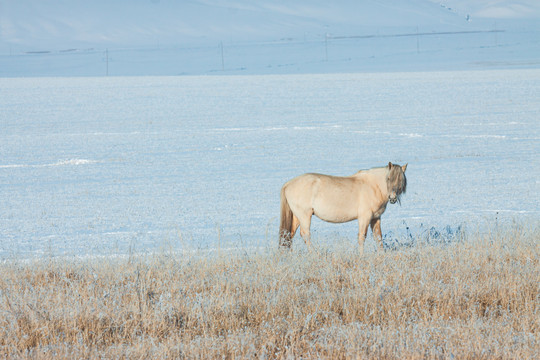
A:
[{"left": 1, "top": 69, "right": 539, "bottom": 259}]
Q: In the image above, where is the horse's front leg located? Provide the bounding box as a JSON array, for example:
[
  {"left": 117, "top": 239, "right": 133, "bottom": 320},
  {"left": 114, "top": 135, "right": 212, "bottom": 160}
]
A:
[
  {"left": 357, "top": 216, "right": 370, "bottom": 255},
  {"left": 370, "top": 218, "right": 384, "bottom": 251}
]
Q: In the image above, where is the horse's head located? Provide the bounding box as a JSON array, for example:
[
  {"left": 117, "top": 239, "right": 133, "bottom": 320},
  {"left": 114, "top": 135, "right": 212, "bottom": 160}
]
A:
[{"left": 387, "top": 162, "right": 407, "bottom": 204}]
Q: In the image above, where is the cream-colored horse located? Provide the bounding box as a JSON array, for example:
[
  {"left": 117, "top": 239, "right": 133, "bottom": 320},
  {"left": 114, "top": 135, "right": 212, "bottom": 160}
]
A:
[{"left": 279, "top": 162, "right": 407, "bottom": 254}]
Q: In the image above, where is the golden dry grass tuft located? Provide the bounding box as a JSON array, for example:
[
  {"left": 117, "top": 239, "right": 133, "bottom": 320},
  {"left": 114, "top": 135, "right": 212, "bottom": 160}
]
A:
[{"left": 0, "top": 224, "right": 539, "bottom": 359}]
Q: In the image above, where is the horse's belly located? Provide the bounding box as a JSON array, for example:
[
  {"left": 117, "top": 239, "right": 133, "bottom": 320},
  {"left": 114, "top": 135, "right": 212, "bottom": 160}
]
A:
[
  {"left": 315, "top": 213, "right": 357, "bottom": 223},
  {"left": 313, "top": 201, "right": 358, "bottom": 223}
]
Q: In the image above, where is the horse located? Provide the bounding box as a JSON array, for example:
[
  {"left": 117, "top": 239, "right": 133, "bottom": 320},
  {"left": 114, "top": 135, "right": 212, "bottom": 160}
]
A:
[{"left": 279, "top": 162, "right": 407, "bottom": 254}]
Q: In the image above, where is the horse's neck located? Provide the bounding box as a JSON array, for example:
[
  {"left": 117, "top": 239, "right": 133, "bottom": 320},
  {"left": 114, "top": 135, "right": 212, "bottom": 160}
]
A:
[{"left": 355, "top": 168, "right": 388, "bottom": 198}]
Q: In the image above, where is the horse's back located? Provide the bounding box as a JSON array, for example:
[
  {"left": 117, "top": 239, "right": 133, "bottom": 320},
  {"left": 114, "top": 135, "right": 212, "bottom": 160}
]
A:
[
  {"left": 282, "top": 173, "right": 322, "bottom": 202},
  {"left": 283, "top": 173, "right": 350, "bottom": 194}
]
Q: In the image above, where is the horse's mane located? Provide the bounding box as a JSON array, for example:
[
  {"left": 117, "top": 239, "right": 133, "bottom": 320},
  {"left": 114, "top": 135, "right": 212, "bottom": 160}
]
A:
[
  {"left": 355, "top": 165, "right": 379, "bottom": 173},
  {"left": 354, "top": 165, "right": 389, "bottom": 175}
]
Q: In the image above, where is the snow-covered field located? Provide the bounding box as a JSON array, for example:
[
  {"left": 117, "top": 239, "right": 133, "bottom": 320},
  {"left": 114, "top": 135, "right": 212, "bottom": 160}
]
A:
[{"left": 1, "top": 69, "right": 539, "bottom": 259}]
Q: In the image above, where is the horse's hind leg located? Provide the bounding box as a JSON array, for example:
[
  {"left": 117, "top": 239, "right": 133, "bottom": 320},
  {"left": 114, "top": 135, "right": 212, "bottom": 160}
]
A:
[
  {"left": 280, "top": 215, "right": 300, "bottom": 249},
  {"left": 370, "top": 218, "right": 384, "bottom": 251},
  {"left": 290, "top": 215, "right": 300, "bottom": 239},
  {"left": 298, "top": 212, "right": 313, "bottom": 249}
]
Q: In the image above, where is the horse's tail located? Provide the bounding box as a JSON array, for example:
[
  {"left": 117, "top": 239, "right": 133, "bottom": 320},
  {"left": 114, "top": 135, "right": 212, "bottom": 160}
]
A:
[{"left": 279, "top": 186, "right": 293, "bottom": 248}]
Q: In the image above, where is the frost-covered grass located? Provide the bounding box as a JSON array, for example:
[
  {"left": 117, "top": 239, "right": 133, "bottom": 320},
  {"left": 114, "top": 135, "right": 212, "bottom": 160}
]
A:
[{"left": 1, "top": 223, "right": 538, "bottom": 359}]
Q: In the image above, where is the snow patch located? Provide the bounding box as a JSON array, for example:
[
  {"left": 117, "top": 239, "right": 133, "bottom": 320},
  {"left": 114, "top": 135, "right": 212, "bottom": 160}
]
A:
[
  {"left": 54, "top": 159, "right": 97, "bottom": 166},
  {"left": 0, "top": 159, "right": 97, "bottom": 169},
  {"left": 399, "top": 133, "right": 423, "bottom": 138}
]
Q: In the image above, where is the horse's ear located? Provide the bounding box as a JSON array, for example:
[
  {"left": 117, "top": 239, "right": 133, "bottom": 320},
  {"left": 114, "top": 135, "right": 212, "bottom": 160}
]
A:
[
  {"left": 401, "top": 163, "right": 407, "bottom": 172},
  {"left": 388, "top": 162, "right": 392, "bottom": 169}
]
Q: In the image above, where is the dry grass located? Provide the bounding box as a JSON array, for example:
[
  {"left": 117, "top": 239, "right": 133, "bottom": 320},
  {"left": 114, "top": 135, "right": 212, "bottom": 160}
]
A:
[{"left": 0, "top": 224, "right": 539, "bottom": 359}]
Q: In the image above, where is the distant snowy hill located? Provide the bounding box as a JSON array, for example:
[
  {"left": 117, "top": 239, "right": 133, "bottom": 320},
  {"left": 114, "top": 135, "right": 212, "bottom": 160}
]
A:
[
  {"left": 432, "top": 0, "right": 540, "bottom": 19},
  {"left": 0, "top": 0, "right": 539, "bottom": 76},
  {"left": 0, "top": 0, "right": 475, "bottom": 49}
]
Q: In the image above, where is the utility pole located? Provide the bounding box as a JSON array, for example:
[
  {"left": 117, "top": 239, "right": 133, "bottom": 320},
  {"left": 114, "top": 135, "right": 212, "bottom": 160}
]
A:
[
  {"left": 324, "top": 25, "right": 329, "bottom": 62},
  {"left": 220, "top": 42, "right": 225, "bottom": 71},
  {"left": 325, "top": 33, "right": 329, "bottom": 61},
  {"left": 416, "top": 26, "right": 420, "bottom": 54}
]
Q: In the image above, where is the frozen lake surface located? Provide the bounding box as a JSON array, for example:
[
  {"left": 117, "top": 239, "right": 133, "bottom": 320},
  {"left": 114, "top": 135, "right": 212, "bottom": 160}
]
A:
[{"left": 1, "top": 69, "right": 539, "bottom": 259}]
